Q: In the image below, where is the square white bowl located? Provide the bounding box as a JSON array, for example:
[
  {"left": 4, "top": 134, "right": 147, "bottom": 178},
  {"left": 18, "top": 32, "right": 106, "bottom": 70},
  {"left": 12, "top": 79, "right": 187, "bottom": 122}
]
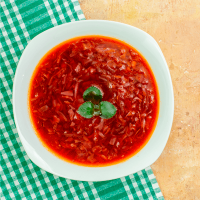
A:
[{"left": 13, "top": 20, "right": 174, "bottom": 181}]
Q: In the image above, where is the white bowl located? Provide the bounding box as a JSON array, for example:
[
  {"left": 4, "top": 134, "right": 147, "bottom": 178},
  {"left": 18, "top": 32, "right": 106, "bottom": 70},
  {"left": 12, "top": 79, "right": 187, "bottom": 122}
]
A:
[{"left": 13, "top": 20, "right": 174, "bottom": 181}]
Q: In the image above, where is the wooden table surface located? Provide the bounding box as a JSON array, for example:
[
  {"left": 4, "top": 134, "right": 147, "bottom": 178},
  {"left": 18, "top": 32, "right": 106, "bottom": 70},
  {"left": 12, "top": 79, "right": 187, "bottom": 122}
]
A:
[{"left": 79, "top": 0, "right": 200, "bottom": 199}]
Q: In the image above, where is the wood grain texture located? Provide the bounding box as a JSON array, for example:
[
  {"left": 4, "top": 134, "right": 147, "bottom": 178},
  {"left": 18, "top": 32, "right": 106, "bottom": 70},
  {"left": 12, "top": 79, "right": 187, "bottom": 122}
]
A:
[{"left": 79, "top": 0, "right": 200, "bottom": 199}]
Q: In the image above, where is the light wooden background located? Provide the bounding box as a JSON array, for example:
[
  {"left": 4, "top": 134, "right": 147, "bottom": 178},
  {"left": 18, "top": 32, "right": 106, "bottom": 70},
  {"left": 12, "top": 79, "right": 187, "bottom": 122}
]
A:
[{"left": 79, "top": 0, "right": 200, "bottom": 199}]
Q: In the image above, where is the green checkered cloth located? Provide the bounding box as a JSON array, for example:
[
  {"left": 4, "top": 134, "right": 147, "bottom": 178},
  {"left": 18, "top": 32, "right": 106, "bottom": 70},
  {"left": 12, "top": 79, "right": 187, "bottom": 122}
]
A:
[{"left": 0, "top": 0, "right": 164, "bottom": 199}]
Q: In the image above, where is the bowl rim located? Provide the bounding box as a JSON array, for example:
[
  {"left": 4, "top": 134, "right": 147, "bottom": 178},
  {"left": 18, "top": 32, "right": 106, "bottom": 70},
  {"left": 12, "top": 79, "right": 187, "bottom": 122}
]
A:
[{"left": 13, "top": 19, "right": 174, "bottom": 181}]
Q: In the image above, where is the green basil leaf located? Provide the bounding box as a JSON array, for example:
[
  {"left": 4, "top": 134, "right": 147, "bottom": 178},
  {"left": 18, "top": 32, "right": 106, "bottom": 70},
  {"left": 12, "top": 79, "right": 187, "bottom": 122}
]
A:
[
  {"left": 83, "top": 86, "right": 102, "bottom": 104},
  {"left": 78, "top": 102, "right": 94, "bottom": 118},
  {"left": 100, "top": 101, "right": 117, "bottom": 119}
]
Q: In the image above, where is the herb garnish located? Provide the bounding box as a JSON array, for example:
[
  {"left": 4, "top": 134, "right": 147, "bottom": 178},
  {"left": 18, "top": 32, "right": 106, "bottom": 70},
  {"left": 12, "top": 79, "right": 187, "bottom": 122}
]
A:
[{"left": 78, "top": 86, "right": 116, "bottom": 119}]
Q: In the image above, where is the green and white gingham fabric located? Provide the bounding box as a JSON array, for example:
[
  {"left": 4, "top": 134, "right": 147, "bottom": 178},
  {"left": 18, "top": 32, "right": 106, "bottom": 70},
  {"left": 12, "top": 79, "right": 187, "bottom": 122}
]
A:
[{"left": 0, "top": 0, "right": 164, "bottom": 199}]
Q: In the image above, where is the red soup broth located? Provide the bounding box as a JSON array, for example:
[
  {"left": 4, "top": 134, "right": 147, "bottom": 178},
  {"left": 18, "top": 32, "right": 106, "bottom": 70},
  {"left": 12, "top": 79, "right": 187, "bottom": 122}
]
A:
[{"left": 28, "top": 36, "right": 159, "bottom": 167}]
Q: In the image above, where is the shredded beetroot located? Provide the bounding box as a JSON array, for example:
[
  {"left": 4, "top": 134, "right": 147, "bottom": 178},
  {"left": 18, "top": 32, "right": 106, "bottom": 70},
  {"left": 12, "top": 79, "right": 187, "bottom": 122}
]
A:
[
  {"left": 39, "top": 105, "right": 49, "bottom": 113},
  {"left": 29, "top": 36, "right": 159, "bottom": 166},
  {"left": 61, "top": 91, "right": 74, "bottom": 96},
  {"left": 68, "top": 109, "right": 74, "bottom": 121},
  {"left": 109, "top": 136, "right": 117, "bottom": 145}
]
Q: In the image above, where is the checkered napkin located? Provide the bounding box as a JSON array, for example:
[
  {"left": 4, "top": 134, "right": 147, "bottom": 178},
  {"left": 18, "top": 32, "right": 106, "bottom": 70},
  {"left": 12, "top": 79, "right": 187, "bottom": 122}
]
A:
[{"left": 0, "top": 0, "right": 164, "bottom": 199}]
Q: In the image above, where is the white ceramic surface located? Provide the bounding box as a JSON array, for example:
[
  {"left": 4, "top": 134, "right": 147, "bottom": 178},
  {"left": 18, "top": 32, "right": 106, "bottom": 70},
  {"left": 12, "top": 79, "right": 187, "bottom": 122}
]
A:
[{"left": 13, "top": 20, "right": 174, "bottom": 181}]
